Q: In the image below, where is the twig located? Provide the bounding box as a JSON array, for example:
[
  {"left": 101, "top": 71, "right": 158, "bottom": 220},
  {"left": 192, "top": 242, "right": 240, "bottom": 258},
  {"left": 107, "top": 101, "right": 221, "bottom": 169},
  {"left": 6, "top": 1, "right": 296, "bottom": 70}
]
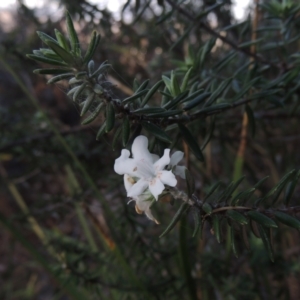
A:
[{"left": 165, "top": 0, "right": 278, "bottom": 68}]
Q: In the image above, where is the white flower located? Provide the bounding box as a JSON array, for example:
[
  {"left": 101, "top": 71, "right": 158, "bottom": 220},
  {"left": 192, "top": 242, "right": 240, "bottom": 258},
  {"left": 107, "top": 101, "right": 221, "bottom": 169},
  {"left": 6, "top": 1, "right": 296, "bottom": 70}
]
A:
[
  {"left": 170, "top": 151, "right": 186, "bottom": 179},
  {"left": 114, "top": 135, "right": 177, "bottom": 200},
  {"left": 124, "top": 174, "right": 158, "bottom": 224}
]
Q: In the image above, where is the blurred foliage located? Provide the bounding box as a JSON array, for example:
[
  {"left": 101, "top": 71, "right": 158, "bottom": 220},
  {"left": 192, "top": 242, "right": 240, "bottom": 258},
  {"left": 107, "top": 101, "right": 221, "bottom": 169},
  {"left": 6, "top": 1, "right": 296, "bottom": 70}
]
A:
[{"left": 1, "top": 0, "right": 300, "bottom": 299}]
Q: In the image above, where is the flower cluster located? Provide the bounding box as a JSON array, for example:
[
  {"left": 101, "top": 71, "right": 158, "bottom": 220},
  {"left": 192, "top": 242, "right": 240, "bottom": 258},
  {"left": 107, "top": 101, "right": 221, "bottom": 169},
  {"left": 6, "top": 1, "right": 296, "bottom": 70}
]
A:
[{"left": 114, "top": 135, "right": 185, "bottom": 223}]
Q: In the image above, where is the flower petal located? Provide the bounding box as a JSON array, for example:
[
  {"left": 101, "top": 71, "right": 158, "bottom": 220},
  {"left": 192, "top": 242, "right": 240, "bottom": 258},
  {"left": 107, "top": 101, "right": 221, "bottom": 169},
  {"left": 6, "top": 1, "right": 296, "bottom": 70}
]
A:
[
  {"left": 174, "top": 165, "right": 186, "bottom": 179},
  {"left": 154, "top": 149, "right": 171, "bottom": 171},
  {"left": 151, "top": 154, "right": 160, "bottom": 163},
  {"left": 114, "top": 149, "right": 136, "bottom": 176},
  {"left": 124, "top": 174, "right": 135, "bottom": 193},
  {"left": 158, "top": 170, "right": 177, "bottom": 187},
  {"left": 149, "top": 178, "right": 165, "bottom": 200},
  {"left": 131, "top": 135, "right": 153, "bottom": 162},
  {"left": 135, "top": 196, "right": 158, "bottom": 223},
  {"left": 127, "top": 179, "right": 149, "bottom": 198},
  {"left": 170, "top": 151, "right": 184, "bottom": 166}
]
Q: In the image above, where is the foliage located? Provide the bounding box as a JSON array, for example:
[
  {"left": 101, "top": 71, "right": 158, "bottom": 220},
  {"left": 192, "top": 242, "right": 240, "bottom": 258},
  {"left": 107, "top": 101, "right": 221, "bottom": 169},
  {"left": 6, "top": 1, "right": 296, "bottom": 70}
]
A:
[{"left": 1, "top": 0, "right": 300, "bottom": 299}]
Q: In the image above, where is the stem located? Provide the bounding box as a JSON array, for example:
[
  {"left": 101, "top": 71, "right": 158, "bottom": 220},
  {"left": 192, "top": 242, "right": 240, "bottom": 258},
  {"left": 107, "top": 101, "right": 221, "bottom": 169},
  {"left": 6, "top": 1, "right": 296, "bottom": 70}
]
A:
[
  {"left": 178, "top": 216, "right": 198, "bottom": 300},
  {"left": 65, "top": 165, "right": 99, "bottom": 252}
]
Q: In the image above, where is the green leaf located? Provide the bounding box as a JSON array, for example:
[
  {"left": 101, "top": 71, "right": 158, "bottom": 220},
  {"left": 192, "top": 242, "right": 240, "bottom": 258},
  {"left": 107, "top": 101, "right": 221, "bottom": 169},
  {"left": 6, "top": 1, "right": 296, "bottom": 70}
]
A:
[
  {"left": 231, "top": 77, "right": 261, "bottom": 102},
  {"left": 180, "top": 67, "right": 194, "bottom": 92},
  {"left": 163, "top": 91, "right": 189, "bottom": 109},
  {"left": 171, "top": 71, "right": 181, "bottom": 96},
  {"left": 162, "top": 75, "right": 173, "bottom": 96},
  {"left": 204, "top": 182, "right": 221, "bottom": 202},
  {"left": 260, "top": 170, "right": 296, "bottom": 204},
  {"left": 258, "top": 225, "right": 274, "bottom": 262},
  {"left": 238, "top": 38, "right": 263, "bottom": 48},
  {"left": 54, "top": 29, "right": 70, "bottom": 51},
  {"left": 83, "top": 31, "right": 101, "bottom": 64},
  {"left": 66, "top": 11, "right": 81, "bottom": 56},
  {"left": 284, "top": 171, "right": 300, "bottom": 206},
  {"left": 47, "top": 73, "right": 74, "bottom": 84},
  {"left": 88, "top": 60, "right": 95, "bottom": 75},
  {"left": 212, "top": 215, "right": 221, "bottom": 243},
  {"left": 226, "top": 210, "right": 248, "bottom": 225},
  {"left": 96, "top": 121, "right": 107, "bottom": 140},
  {"left": 254, "top": 176, "right": 269, "bottom": 189},
  {"left": 122, "top": 116, "right": 130, "bottom": 147},
  {"left": 73, "top": 82, "right": 87, "bottom": 102},
  {"left": 80, "top": 93, "right": 95, "bottom": 116},
  {"left": 33, "top": 68, "right": 73, "bottom": 75},
  {"left": 36, "top": 31, "right": 59, "bottom": 45},
  {"left": 213, "top": 51, "right": 237, "bottom": 72},
  {"left": 202, "top": 203, "right": 212, "bottom": 215},
  {"left": 156, "top": 10, "right": 173, "bottom": 25},
  {"left": 201, "top": 118, "right": 215, "bottom": 151},
  {"left": 194, "top": 103, "right": 231, "bottom": 115},
  {"left": 185, "top": 168, "right": 194, "bottom": 198},
  {"left": 274, "top": 211, "right": 300, "bottom": 229},
  {"left": 247, "top": 211, "right": 278, "bottom": 228},
  {"left": 122, "top": 89, "right": 149, "bottom": 104},
  {"left": 91, "top": 61, "right": 111, "bottom": 78},
  {"left": 192, "top": 210, "right": 202, "bottom": 238},
  {"left": 141, "top": 80, "right": 163, "bottom": 107},
  {"left": 178, "top": 124, "right": 204, "bottom": 161},
  {"left": 142, "top": 122, "right": 172, "bottom": 143},
  {"left": 147, "top": 109, "right": 183, "bottom": 117},
  {"left": 132, "top": 107, "right": 165, "bottom": 115},
  {"left": 27, "top": 54, "right": 68, "bottom": 66},
  {"left": 230, "top": 225, "right": 239, "bottom": 258},
  {"left": 135, "top": 79, "right": 150, "bottom": 93},
  {"left": 205, "top": 78, "right": 232, "bottom": 107},
  {"left": 45, "top": 40, "right": 75, "bottom": 64},
  {"left": 112, "top": 126, "right": 122, "bottom": 151},
  {"left": 159, "top": 202, "right": 189, "bottom": 238},
  {"left": 231, "top": 188, "right": 256, "bottom": 206},
  {"left": 183, "top": 92, "right": 211, "bottom": 111},
  {"left": 170, "top": 24, "right": 193, "bottom": 52},
  {"left": 105, "top": 102, "right": 115, "bottom": 132},
  {"left": 81, "top": 102, "right": 104, "bottom": 125}
]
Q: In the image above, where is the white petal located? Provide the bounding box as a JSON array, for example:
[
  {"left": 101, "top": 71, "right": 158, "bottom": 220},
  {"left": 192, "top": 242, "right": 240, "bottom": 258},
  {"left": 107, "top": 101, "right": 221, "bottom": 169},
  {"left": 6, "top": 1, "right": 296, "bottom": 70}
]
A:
[
  {"left": 124, "top": 174, "right": 135, "bottom": 192},
  {"left": 151, "top": 154, "right": 160, "bottom": 163},
  {"left": 135, "top": 159, "right": 155, "bottom": 179},
  {"left": 174, "top": 166, "right": 186, "bottom": 179},
  {"left": 131, "top": 135, "right": 153, "bottom": 162},
  {"left": 149, "top": 178, "right": 165, "bottom": 200},
  {"left": 114, "top": 149, "right": 136, "bottom": 176},
  {"left": 170, "top": 151, "right": 184, "bottom": 166},
  {"left": 158, "top": 170, "right": 177, "bottom": 187},
  {"left": 154, "top": 149, "right": 171, "bottom": 171},
  {"left": 127, "top": 179, "right": 149, "bottom": 197}
]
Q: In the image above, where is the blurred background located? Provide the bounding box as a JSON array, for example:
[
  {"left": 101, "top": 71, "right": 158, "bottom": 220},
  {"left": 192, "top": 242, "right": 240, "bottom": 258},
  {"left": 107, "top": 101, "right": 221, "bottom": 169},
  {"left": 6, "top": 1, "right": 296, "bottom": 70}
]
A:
[{"left": 1, "top": 0, "right": 300, "bottom": 299}]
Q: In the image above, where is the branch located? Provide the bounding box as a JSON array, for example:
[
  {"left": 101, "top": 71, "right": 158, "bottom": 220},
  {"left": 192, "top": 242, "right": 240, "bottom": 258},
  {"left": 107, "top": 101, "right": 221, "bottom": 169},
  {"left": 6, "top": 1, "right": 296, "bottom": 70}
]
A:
[{"left": 165, "top": 0, "right": 278, "bottom": 68}]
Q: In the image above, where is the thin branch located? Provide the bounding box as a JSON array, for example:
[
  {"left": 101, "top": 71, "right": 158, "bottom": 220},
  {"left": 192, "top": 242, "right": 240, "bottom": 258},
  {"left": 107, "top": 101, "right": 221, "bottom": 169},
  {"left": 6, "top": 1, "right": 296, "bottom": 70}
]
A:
[{"left": 165, "top": 0, "right": 278, "bottom": 68}]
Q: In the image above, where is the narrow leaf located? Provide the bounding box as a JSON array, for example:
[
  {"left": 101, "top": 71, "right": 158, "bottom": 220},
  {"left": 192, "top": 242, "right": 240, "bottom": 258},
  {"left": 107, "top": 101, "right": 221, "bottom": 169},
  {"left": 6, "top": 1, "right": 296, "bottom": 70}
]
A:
[
  {"left": 96, "top": 121, "right": 107, "bottom": 140},
  {"left": 105, "top": 102, "right": 115, "bottom": 132},
  {"left": 226, "top": 210, "right": 248, "bottom": 225},
  {"left": 178, "top": 124, "right": 204, "bottom": 161},
  {"left": 66, "top": 11, "right": 81, "bottom": 56},
  {"left": 122, "top": 116, "right": 130, "bottom": 146},
  {"left": 185, "top": 168, "right": 195, "bottom": 198},
  {"left": 141, "top": 80, "right": 163, "bottom": 107},
  {"left": 81, "top": 92, "right": 95, "bottom": 116},
  {"left": 142, "top": 122, "right": 172, "bottom": 143},
  {"left": 247, "top": 211, "right": 278, "bottom": 228},
  {"left": 274, "top": 211, "right": 300, "bottom": 229},
  {"left": 159, "top": 202, "right": 189, "bottom": 238},
  {"left": 81, "top": 102, "right": 104, "bottom": 125}
]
